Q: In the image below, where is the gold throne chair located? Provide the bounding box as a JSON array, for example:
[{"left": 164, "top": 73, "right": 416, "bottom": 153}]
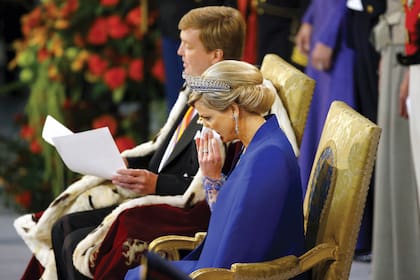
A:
[
  {"left": 260, "top": 53, "right": 314, "bottom": 147},
  {"left": 148, "top": 100, "right": 381, "bottom": 280}
]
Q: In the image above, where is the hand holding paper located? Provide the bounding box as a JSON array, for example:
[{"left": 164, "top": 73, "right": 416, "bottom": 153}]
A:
[{"left": 42, "top": 115, "right": 126, "bottom": 179}]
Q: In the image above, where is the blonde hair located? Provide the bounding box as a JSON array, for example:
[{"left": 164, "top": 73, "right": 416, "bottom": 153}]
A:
[
  {"left": 178, "top": 6, "right": 245, "bottom": 60},
  {"left": 188, "top": 60, "right": 275, "bottom": 115}
]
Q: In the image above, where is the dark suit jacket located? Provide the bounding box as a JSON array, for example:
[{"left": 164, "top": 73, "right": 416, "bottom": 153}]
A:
[
  {"left": 253, "top": 0, "right": 306, "bottom": 64},
  {"left": 127, "top": 105, "right": 202, "bottom": 196},
  {"left": 361, "top": 0, "right": 386, "bottom": 18}
]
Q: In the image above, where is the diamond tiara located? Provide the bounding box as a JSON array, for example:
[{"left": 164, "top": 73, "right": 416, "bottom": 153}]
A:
[{"left": 183, "top": 73, "right": 231, "bottom": 92}]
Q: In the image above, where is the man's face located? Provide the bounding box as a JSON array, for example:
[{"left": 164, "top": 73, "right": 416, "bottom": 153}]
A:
[{"left": 177, "top": 28, "right": 220, "bottom": 76}]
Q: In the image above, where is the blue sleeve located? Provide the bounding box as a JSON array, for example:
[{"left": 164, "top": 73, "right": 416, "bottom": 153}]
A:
[
  {"left": 124, "top": 266, "right": 141, "bottom": 280},
  {"left": 315, "top": 0, "right": 348, "bottom": 48},
  {"left": 302, "top": 1, "right": 314, "bottom": 24},
  {"left": 202, "top": 175, "right": 225, "bottom": 212}
]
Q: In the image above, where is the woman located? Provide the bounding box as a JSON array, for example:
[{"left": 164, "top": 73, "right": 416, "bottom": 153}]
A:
[
  {"left": 125, "top": 60, "right": 306, "bottom": 279},
  {"left": 295, "top": 0, "right": 355, "bottom": 194}
]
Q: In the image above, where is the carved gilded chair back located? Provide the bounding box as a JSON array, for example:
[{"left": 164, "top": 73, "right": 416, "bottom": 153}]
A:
[
  {"left": 260, "top": 53, "right": 315, "bottom": 146},
  {"left": 298, "top": 101, "right": 381, "bottom": 279}
]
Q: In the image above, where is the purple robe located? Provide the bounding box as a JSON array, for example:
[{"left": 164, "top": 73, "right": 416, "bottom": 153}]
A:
[{"left": 298, "top": 0, "right": 355, "bottom": 194}]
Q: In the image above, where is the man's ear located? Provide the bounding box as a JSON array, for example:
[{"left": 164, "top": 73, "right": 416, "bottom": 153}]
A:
[{"left": 213, "top": 49, "right": 224, "bottom": 62}]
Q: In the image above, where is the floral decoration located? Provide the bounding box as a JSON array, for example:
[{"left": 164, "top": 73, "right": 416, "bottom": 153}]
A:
[{"left": 1, "top": 0, "right": 165, "bottom": 212}]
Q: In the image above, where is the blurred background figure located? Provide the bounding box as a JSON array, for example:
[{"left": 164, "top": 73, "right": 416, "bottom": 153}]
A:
[
  {"left": 398, "top": 0, "right": 420, "bottom": 213},
  {"left": 371, "top": 0, "right": 420, "bottom": 278},
  {"left": 253, "top": 0, "right": 309, "bottom": 67},
  {"left": 346, "top": 0, "right": 386, "bottom": 262},
  {"left": 295, "top": 0, "right": 355, "bottom": 196}
]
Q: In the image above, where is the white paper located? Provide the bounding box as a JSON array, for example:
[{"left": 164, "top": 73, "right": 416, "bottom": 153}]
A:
[
  {"left": 42, "top": 115, "right": 126, "bottom": 179},
  {"left": 52, "top": 127, "right": 126, "bottom": 179},
  {"left": 42, "top": 115, "right": 73, "bottom": 146}
]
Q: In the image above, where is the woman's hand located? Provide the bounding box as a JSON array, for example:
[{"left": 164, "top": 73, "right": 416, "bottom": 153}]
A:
[
  {"left": 111, "top": 168, "right": 158, "bottom": 195},
  {"left": 295, "top": 23, "right": 312, "bottom": 56},
  {"left": 195, "top": 130, "right": 223, "bottom": 179},
  {"left": 311, "top": 42, "right": 333, "bottom": 71}
]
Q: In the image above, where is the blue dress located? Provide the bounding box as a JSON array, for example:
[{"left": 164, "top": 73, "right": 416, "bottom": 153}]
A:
[
  {"left": 298, "top": 0, "right": 356, "bottom": 194},
  {"left": 125, "top": 116, "right": 306, "bottom": 279}
]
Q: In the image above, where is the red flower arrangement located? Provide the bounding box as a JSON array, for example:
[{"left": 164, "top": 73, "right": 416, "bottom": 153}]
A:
[
  {"left": 92, "top": 114, "right": 118, "bottom": 135},
  {"left": 1, "top": 0, "right": 164, "bottom": 212}
]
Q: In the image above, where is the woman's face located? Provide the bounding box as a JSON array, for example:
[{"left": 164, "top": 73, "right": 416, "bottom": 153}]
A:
[{"left": 194, "top": 100, "right": 236, "bottom": 143}]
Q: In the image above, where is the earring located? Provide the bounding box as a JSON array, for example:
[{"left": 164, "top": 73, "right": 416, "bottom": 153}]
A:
[{"left": 233, "top": 114, "right": 239, "bottom": 135}]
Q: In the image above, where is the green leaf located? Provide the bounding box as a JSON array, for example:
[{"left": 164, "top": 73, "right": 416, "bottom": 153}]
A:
[{"left": 112, "top": 86, "right": 126, "bottom": 103}]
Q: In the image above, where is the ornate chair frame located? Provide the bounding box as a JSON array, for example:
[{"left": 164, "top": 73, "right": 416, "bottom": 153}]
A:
[{"left": 149, "top": 101, "right": 381, "bottom": 280}]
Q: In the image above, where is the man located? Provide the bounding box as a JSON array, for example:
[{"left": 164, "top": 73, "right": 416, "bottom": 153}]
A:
[
  {"left": 254, "top": 0, "right": 308, "bottom": 66},
  {"left": 295, "top": 0, "right": 355, "bottom": 197},
  {"left": 15, "top": 6, "right": 247, "bottom": 280}
]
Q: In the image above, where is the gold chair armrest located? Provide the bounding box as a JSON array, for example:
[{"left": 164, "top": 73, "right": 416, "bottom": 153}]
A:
[
  {"left": 148, "top": 232, "right": 207, "bottom": 261},
  {"left": 231, "top": 255, "right": 300, "bottom": 280},
  {"left": 190, "top": 268, "right": 234, "bottom": 280},
  {"left": 298, "top": 243, "right": 337, "bottom": 273},
  {"left": 204, "top": 243, "right": 337, "bottom": 280}
]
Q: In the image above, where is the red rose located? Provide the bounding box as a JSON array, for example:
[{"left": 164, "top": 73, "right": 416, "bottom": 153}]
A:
[
  {"left": 22, "top": 7, "right": 42, "bottom": 36},
  {"left": 20, "top": 125, "right": 35, "bottom": 140},
  {"left": 103, "top": 67, "right": 126, "bottom": 90},
  {"left": 126, "top": 7, "right": 141, "bottom": 26},
  {"left": 115, "top": 136, "right": 136, "bottom": 152},
  {"left": 152, "top": 58, "right": 165, "bottom": 83},
  {"left": 15, "top": 191, "right": 32, "bottom": 209},
  {"left": 37, "top": 48, "right": 49, "bottom": 62},
  {"left": 100, "top": 0, "right": 119, "bottom": 6},
  {"left": 30, "top": 140, "right": 42, "bottom": 154},
  {"left": 87, "top": 54, "right": 108, "bottom": 76},
  {"left": 61, "top": 0, "right": 79, "bottom": 17},
  {"left": 62, "top": 98, "right": 73, "bottom": 110},
  {"left": 73, "top": 33, "right": 85, "bottom": 47},
  {"left": 87, "top": 18, "right": 108, "bottom": 45},
  {"left": 128, "top": 59, "right": 144, "bottom": 81},
  {"left": 92, "top": 114, "right": 118, "bottom": 136},
  {"left": 107, "top": 15, "right": 129, "bottom": 39},
  {"left": 44, "top": 2, "right": 59, "bottom": 19}
]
